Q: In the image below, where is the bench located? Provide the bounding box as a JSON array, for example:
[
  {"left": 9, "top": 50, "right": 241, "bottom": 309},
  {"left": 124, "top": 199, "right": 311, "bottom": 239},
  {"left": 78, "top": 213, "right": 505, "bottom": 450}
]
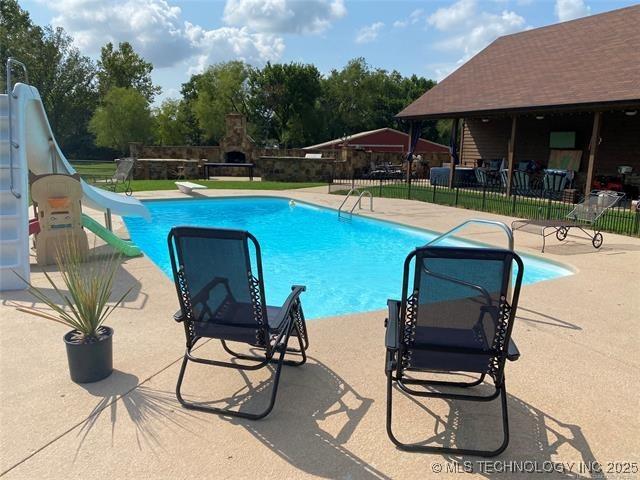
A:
[
  {"left": 203, "top": 163, "right": 255, "bottom": 181},
  {"left": 175, "top": 181, "right": 207, "bottom": 194}
]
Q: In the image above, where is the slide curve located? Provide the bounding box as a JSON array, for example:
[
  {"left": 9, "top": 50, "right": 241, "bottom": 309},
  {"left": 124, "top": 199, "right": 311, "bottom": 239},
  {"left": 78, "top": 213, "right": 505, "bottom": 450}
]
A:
[
  {"left": 81, "top": 214, "right": 142, "bottom": 257},
  {"left": 15, "top": 83, "right": 150, "bottom": 220}
]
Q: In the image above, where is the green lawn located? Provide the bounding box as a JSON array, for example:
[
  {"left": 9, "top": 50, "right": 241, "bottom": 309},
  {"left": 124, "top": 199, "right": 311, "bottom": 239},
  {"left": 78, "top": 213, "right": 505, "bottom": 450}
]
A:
[
  {"left": 32, "top": 161, "right": 321, "bottom": 211},
  {"left": 70, "top": 161, "right": 116, "bottom": 176},
  {"left": 125, "top": 179, "right": 325, "bottom": 192},
  {"left": 69, "top": 161, "right": 325, "bottom": 192}
]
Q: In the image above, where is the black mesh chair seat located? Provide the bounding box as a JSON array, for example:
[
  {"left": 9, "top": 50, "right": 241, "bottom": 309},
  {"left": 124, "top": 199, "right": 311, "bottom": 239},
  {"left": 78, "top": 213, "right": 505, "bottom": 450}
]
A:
[
  {"left": 385, "top": 244, "right": 524, "bottom": 457},
  {"left": 408, "top": 326, "right": 494, "bottom": 373},
  {"left": 191, "top": 303, "right": 305, "bottom": 347},
  {"left": 168, "top": 226, "right": 309, "bottom": 420}
]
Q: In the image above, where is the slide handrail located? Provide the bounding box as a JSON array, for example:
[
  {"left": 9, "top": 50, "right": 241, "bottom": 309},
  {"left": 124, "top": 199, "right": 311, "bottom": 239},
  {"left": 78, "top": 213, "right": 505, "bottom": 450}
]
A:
[{"left": 6, "top": 58, "right": 29, "bottom": 199}]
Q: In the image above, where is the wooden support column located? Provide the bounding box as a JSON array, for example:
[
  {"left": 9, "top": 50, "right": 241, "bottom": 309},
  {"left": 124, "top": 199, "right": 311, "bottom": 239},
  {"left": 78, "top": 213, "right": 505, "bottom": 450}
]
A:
[
  {"left": 406, "top": 122, "right": 414, "bottom": 184},
  {"left": 448, "top": 118, "right": 460, "bottom": 188},
  {"left": 459, "top": 119, "right": 466, "bottom": 164},
  {"left": 585, "top": 111, "right": 602, "bottom": 196},
  {"left": 506, "top": 115, "right": 517, "bottom": 196}
]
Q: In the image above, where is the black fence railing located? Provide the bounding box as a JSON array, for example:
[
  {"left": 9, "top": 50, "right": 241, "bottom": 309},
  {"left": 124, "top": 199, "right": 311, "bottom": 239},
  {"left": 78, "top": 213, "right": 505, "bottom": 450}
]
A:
[{"left": 329, "top": 176, "right": 640, "bottom": 237}]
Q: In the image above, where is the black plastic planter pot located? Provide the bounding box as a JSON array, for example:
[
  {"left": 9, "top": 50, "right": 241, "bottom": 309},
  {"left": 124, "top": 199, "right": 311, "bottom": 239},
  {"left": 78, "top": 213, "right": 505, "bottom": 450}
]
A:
[{"left": 63, "top": 326, "right": 113, "bottom": 383}]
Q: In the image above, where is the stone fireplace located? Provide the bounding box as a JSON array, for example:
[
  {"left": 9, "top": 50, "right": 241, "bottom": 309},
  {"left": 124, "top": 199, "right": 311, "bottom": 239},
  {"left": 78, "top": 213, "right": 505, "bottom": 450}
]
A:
[
  {"left": 225, "top": 150, "right": 246, "bottom": 162},
  {"left": 219, "top": 113, "right": 254, "bottom": 163}
]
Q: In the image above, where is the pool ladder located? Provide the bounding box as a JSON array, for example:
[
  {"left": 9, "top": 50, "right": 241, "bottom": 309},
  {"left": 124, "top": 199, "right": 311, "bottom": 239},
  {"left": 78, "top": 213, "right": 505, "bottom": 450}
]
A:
[
  {"left": 425, "top": 218, "right": 515, "bottom": 295},
  {"left": 338, "top": 188, "right": 373, "bottom": 219},
  {"left": 425, "top": 219, "right": 514, "bottom": 251}
]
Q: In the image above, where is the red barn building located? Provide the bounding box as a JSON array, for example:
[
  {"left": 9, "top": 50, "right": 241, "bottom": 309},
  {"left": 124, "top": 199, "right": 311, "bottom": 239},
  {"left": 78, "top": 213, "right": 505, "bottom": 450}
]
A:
[{"left": 303, "top": 127, "right": 449, "bottom": 154}]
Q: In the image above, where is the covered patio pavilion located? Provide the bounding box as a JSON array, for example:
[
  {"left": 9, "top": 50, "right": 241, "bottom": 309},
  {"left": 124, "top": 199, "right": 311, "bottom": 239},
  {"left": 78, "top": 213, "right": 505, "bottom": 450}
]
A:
[{"left": 397, "top": 5, "right": 640, "bottom": 199}]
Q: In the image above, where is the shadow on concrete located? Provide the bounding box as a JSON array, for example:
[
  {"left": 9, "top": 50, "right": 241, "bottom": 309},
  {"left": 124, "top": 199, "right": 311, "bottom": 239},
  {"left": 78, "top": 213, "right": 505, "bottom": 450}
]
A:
[
  {"left": 515, "top": 307, "right": 582, "bottom": 330},
  {"left": 182, "top": 353, "right": 387, "bottom": 479},
  {"left": 0, "top": 254, "right": 147, "bottom": 312},
  {"left": 542, "top": 239, "right": 640, "bottom": 256},
  {"left": 235, "top": 358, "right": 387, "bottom": 479},
  {"left": 75, "top": 370, "right": 198, "bottom": 459},
  {"left": 390, "top": 381, "right": 599, "bottom": 479}
]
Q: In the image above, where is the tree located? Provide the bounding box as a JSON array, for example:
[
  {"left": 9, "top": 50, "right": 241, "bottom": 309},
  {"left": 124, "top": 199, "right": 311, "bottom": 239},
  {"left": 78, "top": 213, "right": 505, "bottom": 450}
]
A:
[
  {"left": 1, "top": 0, "right": 99, "bottom": 156},
  {"left": 89, "top": 87, "right": 153, "bottom": 154},
  {"left": 189, "top": 61, "right": 251, "bottom": 143},
  {"left": 38, "top": 28, "right": 99, "bottom": 156},
  {"left": 153, "top": 98, "right": 189, "bottom": 145},
  {"left": 97, "top": 42, "right": 161, "bottom": 103},
  {"left": 320, "top": 58, "right": 376, "bottom": 139},
  {"left": 249, "top": 62, "right": 322, "bottom": 147},
  {"left": 0, "top": 0, "right": 45, "bottom": 92},
  {"left": 319, "top": 58, "right": 438, "bottom": 142},
  {"left": 435, "top": 119, "right": 454, "bottom": 145}
]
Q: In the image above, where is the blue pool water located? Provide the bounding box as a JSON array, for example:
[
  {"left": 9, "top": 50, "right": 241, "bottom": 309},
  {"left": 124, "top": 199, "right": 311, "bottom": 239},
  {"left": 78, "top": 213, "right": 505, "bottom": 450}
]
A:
[{"left": 123, "top": 197, "right": 572, "bottom": 319}]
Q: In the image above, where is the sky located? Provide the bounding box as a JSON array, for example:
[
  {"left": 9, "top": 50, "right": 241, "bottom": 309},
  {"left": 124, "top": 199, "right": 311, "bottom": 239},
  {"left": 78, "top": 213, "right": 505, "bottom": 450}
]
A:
[{"left": 22, "top": 0, "right": 638, "bottom": 104}]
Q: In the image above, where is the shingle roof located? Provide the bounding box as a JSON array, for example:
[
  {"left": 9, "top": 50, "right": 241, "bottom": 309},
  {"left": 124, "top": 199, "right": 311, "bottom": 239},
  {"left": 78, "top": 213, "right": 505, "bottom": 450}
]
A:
[
  {"left": 397, "top": 5, "right": 640, "bottom": 120},
  {"left": 304, "top": 127, "right": 391, "bottom": 149},
  {"left": 303, "top": 127, "right": 448, "bottom": 152}
]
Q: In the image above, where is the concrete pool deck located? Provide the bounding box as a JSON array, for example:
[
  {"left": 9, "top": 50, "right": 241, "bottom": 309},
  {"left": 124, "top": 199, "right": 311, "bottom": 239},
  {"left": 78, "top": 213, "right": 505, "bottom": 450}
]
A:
[{"left": 1, "top": 188, "right": 638, "bottom": 479}]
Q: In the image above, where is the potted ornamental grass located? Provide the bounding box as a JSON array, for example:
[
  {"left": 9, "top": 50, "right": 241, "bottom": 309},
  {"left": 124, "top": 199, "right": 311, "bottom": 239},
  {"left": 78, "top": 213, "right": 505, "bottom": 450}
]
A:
[{"left": 14, "top": 240, "right": 132, "bottom": 383}]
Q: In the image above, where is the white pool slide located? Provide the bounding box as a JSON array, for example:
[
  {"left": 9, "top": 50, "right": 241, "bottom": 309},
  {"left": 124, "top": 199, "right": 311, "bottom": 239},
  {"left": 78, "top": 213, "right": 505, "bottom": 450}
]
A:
[{"left": 0, "top": 82, "right": 149, "bottom": 290}]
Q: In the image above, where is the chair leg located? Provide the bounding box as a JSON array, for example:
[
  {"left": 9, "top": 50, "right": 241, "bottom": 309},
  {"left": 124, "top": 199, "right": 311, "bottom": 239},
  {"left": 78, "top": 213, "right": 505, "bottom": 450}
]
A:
[
  {"left": 221, "top": 322, "right": 308, "bottom": 367},
  {"left": 175, "top": 344, "right": 290, "bottom": 420},
  {"left": 386, "top": 372, "right": 510, "bottom": 457},
  {"left": 220, "top": 312, "right": 309, "bottom": 367}
]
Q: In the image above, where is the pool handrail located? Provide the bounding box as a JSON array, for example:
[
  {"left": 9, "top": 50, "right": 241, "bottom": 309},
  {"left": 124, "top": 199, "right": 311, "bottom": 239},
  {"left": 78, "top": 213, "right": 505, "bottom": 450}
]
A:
[
  {"left": 338, "top": 188, "right": 373, "bottom": 219},
  {"left": 426, "top": 219, "right": 514, "bottom": 252}
]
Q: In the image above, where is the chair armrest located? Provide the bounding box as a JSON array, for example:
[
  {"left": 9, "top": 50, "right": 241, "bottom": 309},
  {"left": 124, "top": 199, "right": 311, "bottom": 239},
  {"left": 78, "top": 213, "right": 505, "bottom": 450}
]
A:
[
  {"left": 507, "top": 339, "right": 520, "bottom": 361},
  {"left": 385, "top": 300, "right": 401, "bottom": 350},
  {"left": 173, "top": 309, "right": 184, "bottom": 323},
  {"left": 270, "top": 285, "right": 306, "bottom": 331}
]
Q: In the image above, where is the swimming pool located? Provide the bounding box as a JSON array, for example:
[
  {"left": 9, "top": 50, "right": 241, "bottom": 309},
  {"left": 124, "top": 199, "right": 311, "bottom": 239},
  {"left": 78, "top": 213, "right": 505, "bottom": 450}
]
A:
[{"left": 123, "top": 196, "right": 572, "bottom": 319}]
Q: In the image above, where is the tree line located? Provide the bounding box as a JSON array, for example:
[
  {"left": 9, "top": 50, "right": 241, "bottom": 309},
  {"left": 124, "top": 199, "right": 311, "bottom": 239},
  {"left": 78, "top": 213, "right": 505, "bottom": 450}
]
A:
[{"left": 1, "top": 0, "right": 450, "bottom": 159}]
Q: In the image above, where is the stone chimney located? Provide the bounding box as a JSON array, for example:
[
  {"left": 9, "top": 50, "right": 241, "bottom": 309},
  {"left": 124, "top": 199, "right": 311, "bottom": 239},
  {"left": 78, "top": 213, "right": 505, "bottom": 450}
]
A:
[{"left": 219, "top": 113, "right": 254, "bottom": 162}]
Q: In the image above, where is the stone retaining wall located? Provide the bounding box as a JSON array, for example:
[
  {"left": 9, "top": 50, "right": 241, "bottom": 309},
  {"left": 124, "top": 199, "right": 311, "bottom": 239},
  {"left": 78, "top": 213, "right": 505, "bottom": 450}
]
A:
[
  {"left": 258, "top": 156, "right": 339, "bottom": 182},
  {"left": 129, "top": 143, "right": 450, "bottom": 181}
]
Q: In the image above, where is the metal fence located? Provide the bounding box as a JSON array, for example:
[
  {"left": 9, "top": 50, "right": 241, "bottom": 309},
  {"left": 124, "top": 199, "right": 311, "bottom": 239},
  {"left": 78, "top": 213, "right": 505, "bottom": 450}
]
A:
[{"left": 329, "top": 176, "right": 640, "bottom": 237}]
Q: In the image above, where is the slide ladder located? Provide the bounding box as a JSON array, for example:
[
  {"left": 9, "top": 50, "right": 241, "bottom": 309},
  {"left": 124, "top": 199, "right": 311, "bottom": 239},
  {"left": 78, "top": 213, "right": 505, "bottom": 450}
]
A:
[{"left": 0, "top": 60, "right": 29, "bottom": 290}]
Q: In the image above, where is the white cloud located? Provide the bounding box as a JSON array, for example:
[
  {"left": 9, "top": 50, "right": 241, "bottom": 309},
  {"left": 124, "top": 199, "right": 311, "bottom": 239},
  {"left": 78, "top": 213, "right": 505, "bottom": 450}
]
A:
[
  {"left": 48, "top": 0, "right": 191, "bottom": 68},
  {"left": 44, "top": 0, "right": 285, "bottom": 73},
  {"left": 185, "top": 24, "right": 284, "bottom": 73},
  {"left": 428, "top": 0, "right": 476, "bottom": 31},
  {"left": 223, "top": 0, "right": 346, "bottom": 34},
  {"left": 394, "top": 8, "right": 425, "bottom": 28},
  {"left": 426, "top": 0, "right": 526, "bottom": 80},
  {"left": 355, "top": 22, "right": 384, "bottom": 44},
  {"left": 435, "top": 10, "right": 525, "bottom": 52},
  {"left": 554, "top": 0, "right": 591, "bottom": 21},
  {"left": 409, "top": 9, "right": 425, "bottom": 23}
]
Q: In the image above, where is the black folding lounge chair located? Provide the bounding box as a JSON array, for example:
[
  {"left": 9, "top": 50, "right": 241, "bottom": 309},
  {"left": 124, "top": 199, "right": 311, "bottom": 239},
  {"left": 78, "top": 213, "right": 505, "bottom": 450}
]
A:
[
  {"left": 385, "top": 246, "right": 524, "bottom": 456},
  {"left": 168, "top": 226, "right": 309, "bottom": 419}
]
